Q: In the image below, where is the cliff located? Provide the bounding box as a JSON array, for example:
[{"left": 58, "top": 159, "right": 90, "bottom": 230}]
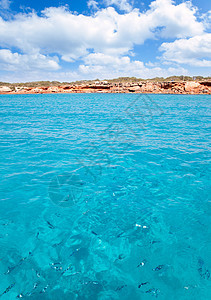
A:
[{"left": 0, "top": 80, "right": 210, "bottom": 95}]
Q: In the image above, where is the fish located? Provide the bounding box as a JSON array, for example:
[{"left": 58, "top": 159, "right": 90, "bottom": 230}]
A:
[
  {"left": 36, "top": 270, "right": 41, "bottom": 278},
  {"left": 40, "top": 285, "right": 49, "bottom": 294},
  {"left": 16, "top": 282, "right": 40, "bottom": 298},
  {"left": 5, "top": 265, "right": 16, "bottom": 274},
  {"left": 52, "top": 241, "right": 63, "bottom": 248},
  {"left": 16, "top": 294, "right": 24, "bottom": 298},
  {"left": 137, "top": 259, "right": 147, "bottom": 267},
  {"left": 138, "top": 282, "right": 149, "bottom": 288},
  {"left": 70, "top": 272, "right": 81, "bottom": 276},
  {"left": 114, "top": 254, "right": 125, "bottom": 263},
  {"left": 70, "top": 248, "right": 81, "bottom": 257},
  {"left": 5, "top": 252, "right": 32, "bottom": 275},
  {"left": 152, "top": 265, "right": 164, "bottom": 271},
  {"left": 55, "top": 213, "right": 61, "bottom": 217},
  {"left": 50, "top": 262, "right": 62, "bottom": 271},
  {"left": 46, "top": 221, "right": 55, "bottom": 229},
  {"left": 116, "top": 285, "right": 127, "bottom": 291},
  {"left": 33, "top": 283, "right": 39, "bottom": 290},
  {"left": 1, "top": 283, "right": 15, "bottom": 297},
  {"left": 117, "top": 232, "right": 124, "bottom": 238},
  {"left": 91, "top": 231, "right": 98, "bottom": 236},
  {"left": 61, "top": 264, "right": 73, "bottom": 275}
]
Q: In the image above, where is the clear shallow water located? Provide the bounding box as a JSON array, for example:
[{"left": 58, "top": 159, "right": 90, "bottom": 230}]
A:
[{"left": 0, "top": 93, "right": 210, "bottom": 299}]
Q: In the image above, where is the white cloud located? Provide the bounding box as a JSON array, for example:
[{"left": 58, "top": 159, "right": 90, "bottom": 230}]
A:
[
  {"left": 0, "top": 50, "right": 187, "bottom": 82},
  {"left": 79, "top": 52, "right": 187, "bottom": 79},
  {"left": 104, "top": 0, "right": 133, "bottom": 12},
  {"left": 0, "top": 0, "right": 11, "bottom": 10},
  {"left": 160, "top": 33, "right": 211, "bottom": 67},
  {"left": 0, "top": 0, "right": 209, "bottom": 81},
  {"left": 83, "top": 52, "right": 131, "bottom": 65},
  {"left": 87, "top": 0, "right": 98, "bottom": 10},
  {"left": 201, "top": 10, "right": 211, "bottom": 31},
  {"left": 149, "top": 0, "right": 204, "bottom": 38},
  {"left": 0, "top": 49, "right": 60, "bottom": 71},
  {"left": 0, "top": 0, "right": 204, "bottom": 61}
]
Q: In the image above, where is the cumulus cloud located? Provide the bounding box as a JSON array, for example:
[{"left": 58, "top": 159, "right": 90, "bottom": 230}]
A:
[
  {"left": 0, "top": 0, "right": 11, "bottom": 10},
  {"left": 201, "top": 10, "right": 211, "bottom": 30},
  {"left": 0, "top": 0, "right": 209, "bottom": 81},
  {"left": 149, "top": 0, "right": 203, "bottom": 38},
  {"left": 0, "top": 0, "right": 204, "bottom": 61},
  {"left": 87, "top": 0, "right": 98, "bottom": 10},
  {"left": 79, "top": 52, "right": 187, "bottom": 79},
  {"left": 87, "top": 0, "right": 99, "bottom": 10},
  {"left": 104, "top": 0, "right": 133, "bottom": 12},
  {"left": 160, "top": 33, "right": 211, "bottom": 67},
  {"left": 0, "top": 49, "right": 60, "bottom": 71}
]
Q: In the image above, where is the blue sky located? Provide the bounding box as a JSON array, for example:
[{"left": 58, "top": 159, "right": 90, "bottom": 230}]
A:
[{"left": 0, "top": 0, "right": 210, "bottom": 82}]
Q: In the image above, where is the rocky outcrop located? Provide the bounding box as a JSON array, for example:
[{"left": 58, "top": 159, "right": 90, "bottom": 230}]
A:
[
  {"left": 128, "top": 85, "right": 142, "bottom": 92},
  {"left": 0, "top": 86, "right": 12, "bottom": 93},
  {"left": 200, "top": 81, "right": 211, "bottom": 87},
  {"left": 0, "top": 81, "right": 210, "bottom": 95},
  {"left": 185, "top": 82, "right": 200, "bottom": 92}
]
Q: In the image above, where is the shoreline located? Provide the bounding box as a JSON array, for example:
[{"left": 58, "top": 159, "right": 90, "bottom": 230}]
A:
[
  {"left": 0, "top": 80, "right": 211, "bottom": 95},
  {"left": 1, "top": 91, "right": 210, "bottom": 96}
]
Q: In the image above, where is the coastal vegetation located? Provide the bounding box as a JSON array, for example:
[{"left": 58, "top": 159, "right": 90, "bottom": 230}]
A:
[{"left": 0, "top": 76, "right": 211, "bottom": 89}]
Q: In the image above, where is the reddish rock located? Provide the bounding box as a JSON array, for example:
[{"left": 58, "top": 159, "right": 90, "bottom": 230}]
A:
[
  {"left": 0, "top": 81, "right": 210, "bottom": 95},
  {"left": 128, "top": 85, "right": 141, "bottom": 92},
  {"left": 185, "top": 82, "right": 200, "bottom": 92}
]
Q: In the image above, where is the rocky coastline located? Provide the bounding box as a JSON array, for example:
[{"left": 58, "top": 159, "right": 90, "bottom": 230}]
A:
[{"left": 0, "top": 80, "right": 211, "bottom": 95}]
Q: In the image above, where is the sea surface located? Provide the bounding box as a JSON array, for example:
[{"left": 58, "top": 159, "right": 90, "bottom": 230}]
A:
[{"left": 0, "top": 93, "right": 210, "bottom": 299}]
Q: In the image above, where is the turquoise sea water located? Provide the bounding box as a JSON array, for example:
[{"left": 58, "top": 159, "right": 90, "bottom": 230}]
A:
[{"left": 0, "top": 93, "right": 210, "bottom": 299}]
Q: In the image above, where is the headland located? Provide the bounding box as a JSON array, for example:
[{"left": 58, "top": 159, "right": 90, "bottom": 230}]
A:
[{"left": 0, "top": 77, "right": 210, "bottom": 95}]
